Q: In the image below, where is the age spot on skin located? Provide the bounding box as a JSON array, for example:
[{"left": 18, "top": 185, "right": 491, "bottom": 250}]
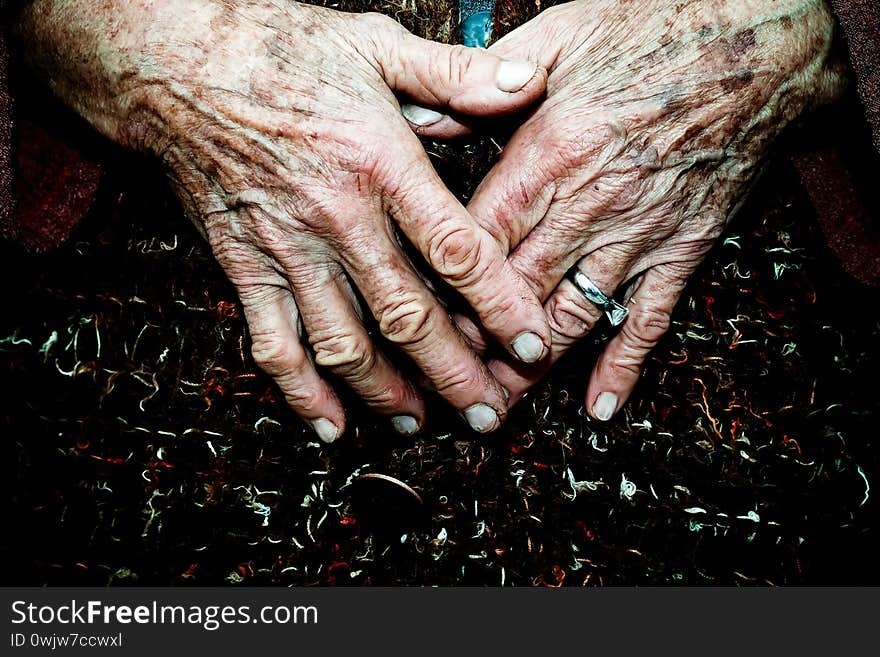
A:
[
  {"left": 657, "top": 35, "right": 683, "bottom": 60},
  {"left": 720, "top": 69, "right": 755, "bottom": 93},
  {"left": 209, "top": 12, "right": 235, "bottom": 33},
  {"left": 727, "top": 28, "right": 757, "bottom": 63}
]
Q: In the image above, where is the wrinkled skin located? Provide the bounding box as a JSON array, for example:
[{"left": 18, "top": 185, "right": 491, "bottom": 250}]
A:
[
  {"left": 18, "top": 0, "right": 556, "bottom": 440},
  {"left": 412, "top": 0, "right": 846, "bottom": 421}
]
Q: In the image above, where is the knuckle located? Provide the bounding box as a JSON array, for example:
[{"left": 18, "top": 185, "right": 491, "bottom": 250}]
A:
[
  {"left": 378, "top": 293, "right": 438, "bottom": 346},
  {"left": 432, "top": 363, "right": 477, "bottom": 397},
  {"left": 355, "top": 12, "right": 407, "bottom": 70},
  {"left": 652, "top": 260, "right": 698, "bottom": 286},
  {"left": 446, "top": 44, "right": 475, "bottom": 85},
  {"left": 236, "top": 285, "right": 289, "bottom": 314},
  {"left": 292, "top": 188, "right": 347, "bottom": 228},
  {"left": 251, "top": 222, "right": 299, "bottom": 261},
  {"left": 428, "top": 225, "right": 483, "bottom": 280},
  {"left": 627, "top": 306, "right": 671, "bottom": 346},
  {"left": 601, "top": 354, "right": 642, "bottom": 381},
  {"left": 312, "top": 333, "right": 375, "bottom": 378},
  {"left": 250, "top": 336, "right": 305, "bottom": 373},
  {"left": 685, "top": 217, "right": 725, "bottom": 246},
  {"left": 357, "top": 11, "right": 401, "bottom": 33},
  {"left": 279, "top": 379, "right": 324, "bottom": 414},
  {"left": 548, "top": 293, "right": 598, "bottom": 344}
]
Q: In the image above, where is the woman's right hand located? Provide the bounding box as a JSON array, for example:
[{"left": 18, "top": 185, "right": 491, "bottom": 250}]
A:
[{"left": 18, "top": 0, "right": 554, "bottom": 440}]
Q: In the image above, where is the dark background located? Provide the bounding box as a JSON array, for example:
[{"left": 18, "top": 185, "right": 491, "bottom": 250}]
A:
[{"left": 2, "top": 0, "right": 878, "bottom": 586}]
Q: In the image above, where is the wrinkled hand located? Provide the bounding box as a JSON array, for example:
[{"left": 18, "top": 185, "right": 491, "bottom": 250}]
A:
[
  {"left": 414, "top": 0, "right": 844, "bottom": 420},
  {"left": 19, "top": 0, "right": 555, "bottom": 440}
]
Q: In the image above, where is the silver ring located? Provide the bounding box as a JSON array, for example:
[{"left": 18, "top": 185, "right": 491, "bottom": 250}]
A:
[{"left": 566, "top": 268, "right": 629, "bottom": 327}]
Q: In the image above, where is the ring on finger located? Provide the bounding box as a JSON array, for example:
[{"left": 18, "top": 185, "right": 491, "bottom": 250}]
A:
[{"left": 565, "top": 265, "right": 629, "bottom": 327}]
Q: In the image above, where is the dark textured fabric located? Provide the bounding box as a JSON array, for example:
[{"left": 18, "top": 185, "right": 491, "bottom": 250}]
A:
[
  {"left": 791, "top": 90, "right": 880, "bottom": 286},
  {"left": 793, "top": 144, "right": 880, "bottom": 285},
  {"left": 791, "top": 0, "right": 880, "bottom": 285},
  {"left": 0, "top": 26, "right": 102, "bottom": 252},
  {"left": 830, "top": 0, "right": 880, "bottom": 153},
  {"left": 0, "top": 32, "right": 15, "bottom": 244},
  {"left": 12, "top": 116, "right": 102, "bottom": 252}
]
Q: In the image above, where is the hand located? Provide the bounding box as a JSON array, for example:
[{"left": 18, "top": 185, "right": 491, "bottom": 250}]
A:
[
  {"left": 414, "top": 0, "right": 845, "bottom": 420},
  {"left": 18, "top": 0, "right": 554, "bottom": 440}
]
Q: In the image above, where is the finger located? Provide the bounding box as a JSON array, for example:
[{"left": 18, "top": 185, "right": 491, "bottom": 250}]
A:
[
  {"left": 363, "top": 13, "right": 547, "bottom": 116},
  {"left": 238, "top": 283, "right": 346, "bottom": 443},
  {"left": 585, "top": 265, "right": 690, "bottom": 421},
  {"left": 397, "top": 5, "right": 570, "bottom": 140},
  {"left": 386, "top": 147, "right": 551, "bottom": 365},
  {"left": 400, "top": 104, "right": 474, "bottom": 140},
  {"left": 467, "top": 115, "right": 627, "bottom": 262},
  {"left": 489, "top": 246, "right": 633, "bottom": 406},
  {"left": 452, "top": 311, "right": 491, "bottom": 356},
  {"left": 506, "top": 182, "right": 640, "bottom": 303},
  {"left": 340, "top": 224, "right": 508, "bottom": 433},
  {"left": 445, "top": 132, "right": 561, "bottom": 355},
  {"left": 543, "top": 246, "right": 633, "bottom": 355},
  {"left": 465, "top": 121, "right": 558, "bottom": 253},
  {"left": 289, "top": 263, "right": 426, "bottom": 436},
  {"left": 485, "top": 6, "right": 568, "bottom": 70}
]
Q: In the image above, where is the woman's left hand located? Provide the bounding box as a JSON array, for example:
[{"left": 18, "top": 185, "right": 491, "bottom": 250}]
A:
[{"left": 410, "top": 0, "right": 846, "bottom": 420}]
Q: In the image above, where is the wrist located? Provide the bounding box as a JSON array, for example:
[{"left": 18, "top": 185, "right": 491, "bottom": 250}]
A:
[
  {"left": 16, "top": 0, "right": 168, "bottom": 143},
  {"left": 18, "top": 0, "right": 322, "bottom": 154},
  {"left": 694, "top": 0, "right": 845, "bottom": 114}
]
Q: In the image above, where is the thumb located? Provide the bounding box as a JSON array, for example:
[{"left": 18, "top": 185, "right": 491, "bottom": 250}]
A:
[{"left": 363, "top": 15, "right": 546, "bottom": 117}]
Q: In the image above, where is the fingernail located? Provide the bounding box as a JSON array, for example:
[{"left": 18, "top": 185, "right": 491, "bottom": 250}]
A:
[
  {"left": 464, "top": 403, "right": 500, "bottom": 433},
  {"left": 311, "top": 418, "right": 339, "bottom": 443},
  {"left": 496, "top": 60, "right": 537, "bottom": 92},
  {"left": 592, "top": 392, "right": 618, "bottom": 421},
  {"left": 391, "top": 415, "right": 420, "bottom": 436},
  {"left": 511, "top": 331, "right": 546, "bottom": 363},
  {"left": 401, "top": 103, "right": 445, "bottom": 126}
]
